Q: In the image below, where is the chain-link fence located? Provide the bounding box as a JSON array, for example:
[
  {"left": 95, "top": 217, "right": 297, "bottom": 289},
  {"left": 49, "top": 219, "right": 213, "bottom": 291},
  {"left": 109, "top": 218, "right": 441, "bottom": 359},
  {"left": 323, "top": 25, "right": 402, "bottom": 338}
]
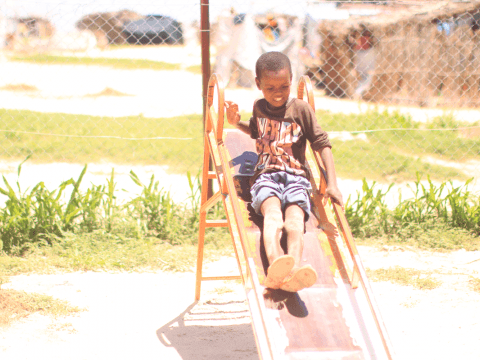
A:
[{"left": 1, "top": 0, "right": 480, "bottom": 203}]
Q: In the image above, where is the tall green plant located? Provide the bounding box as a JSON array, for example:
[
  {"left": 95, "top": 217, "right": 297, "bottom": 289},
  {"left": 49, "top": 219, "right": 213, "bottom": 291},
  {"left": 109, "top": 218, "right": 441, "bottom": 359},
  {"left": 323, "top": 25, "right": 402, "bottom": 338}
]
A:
[
  {"left": 186, "top": 170, "right": 201, "bottom": 216},
  {"left": 445, "top": 179, "right": 480, "bottom": 234},
  {"left": 102, "top": 169, "right": 118, "bottom": 232},
  {"left": 0, "top": 159, "right": 76, "bottom": 252},
  {"left": 128, "top": 171, "right": 192, "bottom": 243},
  {"left": 345, "top": 174, "right": 480, "bottom": 249},
  {"left": 62, "top": 165, "right": 87, "bottom": 231},
  {"left": 393, "top": 173, "right": 445, "bottom": 226},
  {"left": 344, "top": 179, "right": 392, "bottom": 237},
  {"left": 77, "top": 183, "right": 105, "bottom": 232}
]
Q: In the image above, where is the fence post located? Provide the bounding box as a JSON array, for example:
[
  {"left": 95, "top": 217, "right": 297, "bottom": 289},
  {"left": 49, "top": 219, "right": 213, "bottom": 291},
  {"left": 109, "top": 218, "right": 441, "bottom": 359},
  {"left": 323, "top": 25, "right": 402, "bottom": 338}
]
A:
[{"left": 201, "top": 0, "right": 214, "bottom": 197}]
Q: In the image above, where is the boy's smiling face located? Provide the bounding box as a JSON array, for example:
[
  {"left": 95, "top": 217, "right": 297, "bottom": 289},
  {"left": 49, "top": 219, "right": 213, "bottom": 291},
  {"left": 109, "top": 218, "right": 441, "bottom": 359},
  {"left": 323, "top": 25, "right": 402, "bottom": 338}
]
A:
[{"left": 255, "top": 67, "right": 292, "bottom": 108}]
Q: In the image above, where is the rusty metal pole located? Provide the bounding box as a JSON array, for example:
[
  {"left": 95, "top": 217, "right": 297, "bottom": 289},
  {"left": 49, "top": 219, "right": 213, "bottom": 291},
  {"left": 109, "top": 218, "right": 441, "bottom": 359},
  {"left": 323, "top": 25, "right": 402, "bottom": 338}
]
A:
[
  {"left": 201, "top": 0, "right": 213, "bottom": 197},
  {"left": 201, "top": 0, "right": 211, "bottom": 114}
]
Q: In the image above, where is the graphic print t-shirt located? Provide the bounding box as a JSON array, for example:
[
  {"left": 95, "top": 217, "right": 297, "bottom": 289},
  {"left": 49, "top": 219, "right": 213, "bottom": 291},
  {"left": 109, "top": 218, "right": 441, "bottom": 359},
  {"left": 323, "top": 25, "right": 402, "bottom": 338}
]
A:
[{"left": 248, "top": 98, "right": 331, "bottom": 183}]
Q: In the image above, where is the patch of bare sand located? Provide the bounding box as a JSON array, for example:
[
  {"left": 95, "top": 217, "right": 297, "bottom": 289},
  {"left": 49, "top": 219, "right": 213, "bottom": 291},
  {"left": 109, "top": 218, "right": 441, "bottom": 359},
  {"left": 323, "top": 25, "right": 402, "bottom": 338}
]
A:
[
  {"left": 55, "top": 44, "right": 203, "bottom": 68},
  {"left": 0, "top": 262, "right": 255, "bottom": 360},
  {"left": 360, "top": 246, "right": 480, "bottom": 360},
  {"left": 1, "top": 247, "right": 480, "bottom": 360},
  {"left": 0, "top": 84, "right": 39, "bottom": 92},
  {"left": 83, "top": 87, "right": 133, "bottom": 98},
  {"left": 421, "top": 156, "right": 480, "bottom": 183},
  {"left": 0, "top": 60, "right": 204, "bottom": 117}
]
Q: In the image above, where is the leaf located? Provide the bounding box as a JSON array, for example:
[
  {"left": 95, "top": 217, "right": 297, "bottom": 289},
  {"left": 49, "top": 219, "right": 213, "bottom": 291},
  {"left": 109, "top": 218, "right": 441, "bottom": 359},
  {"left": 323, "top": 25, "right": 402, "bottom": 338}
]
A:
[
  {"left": 129, "top": 171, "right": 143, "bottom": 187},
  {"left": 17, "top": 154, "right": 32, "bottom": 178},
  {"left": 2, "top": 176, "right": 18, "bottom": 202},
  {"left": 65, "top": 165, "right": 87, "bottom": 216}
]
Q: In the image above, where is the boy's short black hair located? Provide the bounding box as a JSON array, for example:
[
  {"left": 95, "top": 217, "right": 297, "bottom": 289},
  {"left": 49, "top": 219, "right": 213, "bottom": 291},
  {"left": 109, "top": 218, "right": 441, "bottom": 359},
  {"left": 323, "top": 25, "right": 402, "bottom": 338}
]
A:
[{"left": 255, "top": 52, "right": 292, "bottom": 80}]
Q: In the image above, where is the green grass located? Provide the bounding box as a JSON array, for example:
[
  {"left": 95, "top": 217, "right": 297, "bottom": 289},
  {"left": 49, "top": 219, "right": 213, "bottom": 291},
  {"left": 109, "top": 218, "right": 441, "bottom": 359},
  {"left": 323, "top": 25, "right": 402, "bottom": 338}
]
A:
[
  {"left": 0, "top": 288, "right": 83, "bottom": 327},
  {"left": 345, "top": 176, "right": 480, "bottom": 250},
  {"left": 317, "top": 109, "right": 478, "bottom": 181},
  {"left": 0, "top": 231, "right": 232, "bottom": 275},
  {"left": 357, "top": 224, "right": 480, "bottom": 251},
  {"left": 318, "top": 110, "right": 480, "bottom": 163},
  {"left": 0, "top": 165, "right": 232, "bottom": 272},
  {"left": 331, "top": 141, "right": 463, "bottom": 181},
  {"left": 0, "top": 109, "right": 204, "bottom": 174},
  {"left": 0, "top": 163, "right": 477, "bottom": 302},
  {"left": 367, "top": 266, "right": 441, "bottom": 290},
  {"left": 0, "top": 164, "right": 478, "bottom": 275},
  {"left": 185, "top": 64, "right": 202, "bottom": 74},
  {"left": 9, "top": 54, "right": 197, "bottom": 72},
  {"left": 0, "top": 108, "right": 476, "bottom": 181},
  {"left": 1, "top": 268, "right": 82, "bottom": 327}
]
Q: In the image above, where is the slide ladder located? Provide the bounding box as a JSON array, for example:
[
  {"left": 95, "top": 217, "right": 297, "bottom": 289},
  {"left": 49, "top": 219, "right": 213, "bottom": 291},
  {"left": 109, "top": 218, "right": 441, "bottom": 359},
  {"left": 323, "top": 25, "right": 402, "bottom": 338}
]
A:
[{"left": 195, "top": 74, "right": 395, "bottom": 360}]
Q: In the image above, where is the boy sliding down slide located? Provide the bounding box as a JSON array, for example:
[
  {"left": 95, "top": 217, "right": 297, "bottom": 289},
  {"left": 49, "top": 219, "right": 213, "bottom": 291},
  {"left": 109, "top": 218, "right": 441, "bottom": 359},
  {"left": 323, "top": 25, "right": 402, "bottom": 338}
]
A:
[{"left": 225, "top": 52, "right": 343, "bottom": 292}]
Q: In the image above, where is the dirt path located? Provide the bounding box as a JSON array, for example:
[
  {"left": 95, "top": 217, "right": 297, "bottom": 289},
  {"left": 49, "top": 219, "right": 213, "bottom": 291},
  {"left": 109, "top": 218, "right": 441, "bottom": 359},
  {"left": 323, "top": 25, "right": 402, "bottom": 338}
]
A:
[{"left": 1, "top": 246, "right": 480, "bottom": 360}]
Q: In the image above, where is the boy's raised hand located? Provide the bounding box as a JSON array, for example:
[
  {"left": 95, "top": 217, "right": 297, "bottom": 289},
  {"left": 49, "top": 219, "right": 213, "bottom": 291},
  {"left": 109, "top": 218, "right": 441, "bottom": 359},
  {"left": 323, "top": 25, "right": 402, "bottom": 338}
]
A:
[{"left": 225, "top": 101, "right": 241, "bottom": 126}]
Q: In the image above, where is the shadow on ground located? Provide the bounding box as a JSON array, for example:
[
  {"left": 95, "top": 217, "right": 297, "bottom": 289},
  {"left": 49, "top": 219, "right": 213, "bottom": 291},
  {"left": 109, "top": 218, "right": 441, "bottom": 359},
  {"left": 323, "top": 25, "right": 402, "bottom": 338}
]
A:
[{"left": 157, "top": 302, "right": 259, "bottom": 360}]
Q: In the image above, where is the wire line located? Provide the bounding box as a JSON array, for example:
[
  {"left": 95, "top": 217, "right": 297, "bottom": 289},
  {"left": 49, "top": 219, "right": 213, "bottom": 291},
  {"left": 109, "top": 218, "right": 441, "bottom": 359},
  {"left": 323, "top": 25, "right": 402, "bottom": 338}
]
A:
[
  {"left": 2, "top": 125, "right": 479, "bottom": 139},
  {"left": 0, "top": 129, "right": 192, "bottom": 141},
  {"left": 329, "top": 126, "right": 480, "bottom": 135}
]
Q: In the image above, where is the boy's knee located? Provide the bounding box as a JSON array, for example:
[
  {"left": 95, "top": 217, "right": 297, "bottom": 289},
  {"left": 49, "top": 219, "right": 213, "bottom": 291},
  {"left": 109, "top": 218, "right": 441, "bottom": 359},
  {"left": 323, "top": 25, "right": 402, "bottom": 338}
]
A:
[
  {"left": 284, "top": 213, "right": 304, "bottom": 234},
  {"left": 263, "top": 208, "right": 283, "bottom": 230}
]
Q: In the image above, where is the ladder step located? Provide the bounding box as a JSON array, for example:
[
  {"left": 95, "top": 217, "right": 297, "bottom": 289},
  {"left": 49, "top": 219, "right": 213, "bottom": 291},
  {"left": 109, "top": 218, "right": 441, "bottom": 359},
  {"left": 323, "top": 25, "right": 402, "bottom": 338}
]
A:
[
  {"left": 206, "top": 219, "right": 229, "bottom": 227},
  {"left": 208, "top": 171, "right": 217, "bottom": 179}
]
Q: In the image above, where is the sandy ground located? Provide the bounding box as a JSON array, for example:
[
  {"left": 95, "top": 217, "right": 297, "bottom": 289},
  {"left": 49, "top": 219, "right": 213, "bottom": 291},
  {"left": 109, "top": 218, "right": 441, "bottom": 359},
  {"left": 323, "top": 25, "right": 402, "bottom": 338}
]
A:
[
  {"left": 1, "top": 246, "right": 480, "bottom": 360},
  {"left": 1, "top": 46, "right": 480, "bottom": 359}
]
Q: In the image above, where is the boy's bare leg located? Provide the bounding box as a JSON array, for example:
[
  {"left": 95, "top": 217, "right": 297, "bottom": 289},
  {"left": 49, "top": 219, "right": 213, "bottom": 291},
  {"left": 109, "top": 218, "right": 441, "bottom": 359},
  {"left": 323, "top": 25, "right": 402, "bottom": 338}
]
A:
[
  {"left": 281, "top": 204, "right": 318, "bottom": 292},
  {"left": 260, "top": 196, "right": 284, "bottom": 264},
  {"left": 283, "top": 204, "right": 305, "bottom": 268},
  {"left": 261, "top": 196, "right": 296, "bottom": 289}
]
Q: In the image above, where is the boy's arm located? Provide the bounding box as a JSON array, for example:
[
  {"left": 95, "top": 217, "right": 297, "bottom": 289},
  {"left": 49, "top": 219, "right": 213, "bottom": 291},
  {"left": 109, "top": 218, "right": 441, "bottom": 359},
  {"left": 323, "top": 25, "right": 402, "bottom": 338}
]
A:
[
  {"left": 316, "top": 146, "right": 344, "bottom": 208},
  {"left": 225, "top": 101, "right": 252, "bottom": 135},
  {"left": 234, "top": 120, "right": 252, "bottom": 135}
]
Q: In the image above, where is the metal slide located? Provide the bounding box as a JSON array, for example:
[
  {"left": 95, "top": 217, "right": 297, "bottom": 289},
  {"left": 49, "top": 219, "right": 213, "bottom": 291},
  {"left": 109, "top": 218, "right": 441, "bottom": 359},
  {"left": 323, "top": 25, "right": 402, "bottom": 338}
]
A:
[{"left": 195, "top": 74, "right": 396, "bottom": 360}]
